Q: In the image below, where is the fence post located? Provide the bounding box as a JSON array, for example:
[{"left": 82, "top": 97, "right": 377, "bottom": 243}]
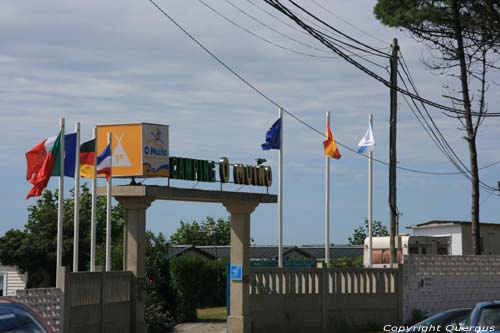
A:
[
  {"left": 321, "top": 263, "right": 328, "bottom": 331},
  {"left": 56, "top": 266, "right": 70, "bottom": 333},
  {"left": 99, "top": 270, "right": 106, "bottom": 333},
  {"left": 130, "top": 273, "right": 137, "bottom": 333},
  {"left": 397, "top": 266, "right": 403, "bottom": 324}
]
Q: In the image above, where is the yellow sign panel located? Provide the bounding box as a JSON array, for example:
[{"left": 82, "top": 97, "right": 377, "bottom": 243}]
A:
[{"left": 96, "top": 123, "right": 169, "bottom": 177}]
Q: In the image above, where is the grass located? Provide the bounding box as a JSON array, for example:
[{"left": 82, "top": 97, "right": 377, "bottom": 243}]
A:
[{"left": 196, "top": 307, "right": 227, "bottom": 322}]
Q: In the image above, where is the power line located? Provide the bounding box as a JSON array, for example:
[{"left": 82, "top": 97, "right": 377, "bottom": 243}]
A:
[
  {"left": 197, "top": 0, "right": 338, "bottom": 59},
  {"left": 199, "top": 0, "right": 389, "bottom": 69},
  {"left": 221, "top": 0, "right": 334, "bottom": 55},
  {"left": 218, "top": 0, "right": 389, "bottom": 67},
  {"left": 147, "top": 0, "right": 500, "bottom": 178},
  {"left": 397, "top": 50, "right": 499, "bottom": 193},
  {"left": 309, "top": 0, "right": 387, "bottom": 45},
  {"left": 262, "top": 0, "right": 500, "bottom": 118},
  {"left": 244, "top": 0, "right": 391, "bottom": 64},
  {"left": 284, "top": 0, "right": 390, "bottom": 57}
]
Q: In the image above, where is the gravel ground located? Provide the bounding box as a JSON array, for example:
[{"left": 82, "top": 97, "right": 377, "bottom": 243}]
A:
[{"left": 171, "top": 322, "right": 227, "bottom": 333}]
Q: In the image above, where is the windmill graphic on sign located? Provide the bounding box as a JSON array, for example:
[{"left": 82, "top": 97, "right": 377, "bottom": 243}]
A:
[{"left": 113, "top": 133, "right": 132, "bottom": 167}]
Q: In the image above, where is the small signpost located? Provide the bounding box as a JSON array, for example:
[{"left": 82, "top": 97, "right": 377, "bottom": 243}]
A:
[{"left": 230, "top": 264, "right": 242, "bottom": 281}]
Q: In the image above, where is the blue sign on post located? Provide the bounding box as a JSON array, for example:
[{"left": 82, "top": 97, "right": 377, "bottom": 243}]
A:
[{"left": 230, "top": 265, "right": 242, "bottom": 281}]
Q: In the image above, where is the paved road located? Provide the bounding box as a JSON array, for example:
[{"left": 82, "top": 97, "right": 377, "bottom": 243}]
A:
[{"left": 171, "top": 322, "right": 226, "bottom": 333}]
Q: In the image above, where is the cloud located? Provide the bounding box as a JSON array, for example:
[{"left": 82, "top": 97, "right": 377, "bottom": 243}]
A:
[{"left": 1, "top": 0, "right": 499, "bottom": 245}]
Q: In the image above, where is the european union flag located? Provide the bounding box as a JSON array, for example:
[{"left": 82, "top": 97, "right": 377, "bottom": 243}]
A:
[{"left": 261, "top": 118, "right": 281, "bottom": 150}]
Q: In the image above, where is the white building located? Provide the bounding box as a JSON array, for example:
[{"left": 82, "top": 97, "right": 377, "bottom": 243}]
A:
[
  {"left": 0, "top": 264, "right": 27, "bottom": 296},
  {"left": 408, "top": 220, "right": 500, "bottom": 255},
  {"left": 363, "top": 235, "right": 449, "bottom": 267}
]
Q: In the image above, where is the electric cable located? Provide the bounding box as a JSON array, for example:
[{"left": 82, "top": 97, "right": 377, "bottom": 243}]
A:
[
  {"left": 148, "top": 0, "right": 500, "bottom": 178},
  {"left": 263, "top": 0, "right": 500, "bottom": 118}
]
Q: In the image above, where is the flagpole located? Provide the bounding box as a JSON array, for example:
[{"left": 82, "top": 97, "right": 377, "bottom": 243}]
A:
[
  {"left": 105, "top": 132, "right": 113, "bottom": 272},
  {"left": 368, "top": 114, "right": 373, "bottom": 268},
  {"left": 73, "top": 122, "right": 81, "bottom": 272},
  {"left": 325, "top": 112, "right": 331, "bottom": 267},
  {"left": 90, "top": 128, "right": 97, "bottom": 272},
  {"left": 278, "top": 107, "right": 283, "bottom": 268},
  {"left": 56, "top": 118, "right": 65, "bottom": 280}
]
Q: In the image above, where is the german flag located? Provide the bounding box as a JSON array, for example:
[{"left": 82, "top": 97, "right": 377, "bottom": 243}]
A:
[{"left": 80, "top": 139, "right": 96, "bottom": 178}]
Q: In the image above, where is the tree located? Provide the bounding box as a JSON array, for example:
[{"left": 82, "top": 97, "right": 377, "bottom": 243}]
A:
[
  {"left": 0, "top": 186, "right": 124, "bottom": 287},
  {"left": 348, "top": 219, "right": 389, "bottom": 245},
  {"left": 170, "top": 217, "right": 230, "bottom": 246},
  {"left": 144, "top": 231, "right": 175, "bottom": 332},
  {"left": 374, "top": 0, "right": 500, "bottom": 254},
  {"left": 0, "top": 186, "right": 176, "bottom": 330}
]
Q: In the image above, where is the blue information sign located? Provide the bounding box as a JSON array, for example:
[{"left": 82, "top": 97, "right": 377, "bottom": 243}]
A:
[{"left": 230, "top": 265, "right": 242, "bottom": 281}]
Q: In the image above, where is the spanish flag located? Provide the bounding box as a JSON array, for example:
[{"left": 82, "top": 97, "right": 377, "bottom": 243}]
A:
[{"left": 323, "top": 123, "right": 341, "bottom": 159}]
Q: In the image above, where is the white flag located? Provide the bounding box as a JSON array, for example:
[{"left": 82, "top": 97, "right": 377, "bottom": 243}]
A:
[{"left": 357, "top": 123, "right": 375, "bottom": 153}]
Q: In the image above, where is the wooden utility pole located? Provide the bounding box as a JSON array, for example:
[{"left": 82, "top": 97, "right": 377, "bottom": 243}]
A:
[{"left": 389, "top": 38, "right": 399, "bottom": 266}]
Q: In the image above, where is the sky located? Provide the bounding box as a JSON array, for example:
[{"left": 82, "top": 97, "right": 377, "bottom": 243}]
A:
[{"left": 1, "top": 0, "right": 499, "bottom": 247}]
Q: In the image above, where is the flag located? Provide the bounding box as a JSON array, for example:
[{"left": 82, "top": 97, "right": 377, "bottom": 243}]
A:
[
  {"left": 80, "top": 140, "right": 112, "bottom": 179},
  {"left": 97, "top": 144, "right": 112, "bottom": 180},
  {"left": 26, "top": 132, "right": 62, "bottom": 199},
  {"left": 323, "top": 123, "right": 341, "bottom": 159},
  {"left": 80, "top": 139, "right": 96, "bottom": 179},
  {"left": 51, "top": 133, "right": 77, "bottom": 178},
  {"left": 357, "top": 122, "right": 375, "bottom": 153},
  {"left": 261, "top": 118, "right": 281, "bottom": 150}
]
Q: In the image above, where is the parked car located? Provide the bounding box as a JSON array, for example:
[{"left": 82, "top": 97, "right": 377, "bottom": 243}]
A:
[
  {"left": 467, "top": 301, "right": 500, "bottom": 332},
  {"left": 0, "top": 298, "right": 54, "bottom": 333},
  {"left": 399, "top": 308, "right": 471, "bottom": 332}
]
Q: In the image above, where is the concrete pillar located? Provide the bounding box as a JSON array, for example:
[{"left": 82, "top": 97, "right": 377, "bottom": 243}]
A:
[
  {"left": 223, "top": 201, "right": 259, "bottom": 333},
  {"left": 115, "top": 196, "right": 154, "bottom": 333}
]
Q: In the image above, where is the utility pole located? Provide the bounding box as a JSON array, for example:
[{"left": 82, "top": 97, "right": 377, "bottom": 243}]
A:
[{"left": 389, "top": 38, "right": 399, "bottom": 267}]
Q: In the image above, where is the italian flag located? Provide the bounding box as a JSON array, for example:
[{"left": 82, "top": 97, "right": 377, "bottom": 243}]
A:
[{"left": 25, "top": 132, "right": 62, "bottom": 199}]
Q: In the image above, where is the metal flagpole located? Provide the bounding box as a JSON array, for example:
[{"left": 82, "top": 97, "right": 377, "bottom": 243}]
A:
[
  {"left": 90, "top": 128, "right": 97, "bottom": 272},
  {"left": 73, "top": 122, "right": 81, "bottom": 272},
  {"left": 105, "top": 132, "right": 113, "bottom": 271},
  {"left": 278, "top": 107, "right": 283, "bottom": 268},
  {"left": 368, "top": 114, "right": 373, "bottom": 268},
  {"left": 56, "top": 118, "right": 65, "bottom": 280},
  {"left": 325, "top": 112, "right": 330, "bottom": 267}
]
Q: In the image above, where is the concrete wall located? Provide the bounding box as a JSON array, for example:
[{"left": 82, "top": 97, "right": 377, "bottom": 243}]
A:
[
  {"left": 248, "top": 267, "right": 401, "bottom": 332},
  {"left": 402, "top": 255, "right": 500, "bottom": 323},
  {"left": 60, "top": 270, "right": 135, "bottom": 333}
]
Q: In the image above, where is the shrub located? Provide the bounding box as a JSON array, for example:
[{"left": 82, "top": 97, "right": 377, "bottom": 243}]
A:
[
  {"left": 169, "top": 256, "right": 227, "bottom": 321},
  {"left": 329, "top": 256, "right": 363, "bottom": 267}
]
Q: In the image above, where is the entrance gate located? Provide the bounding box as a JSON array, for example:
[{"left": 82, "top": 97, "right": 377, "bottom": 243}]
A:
[{"left": 98, "top": 185, "right": 277, "bottom": 333}]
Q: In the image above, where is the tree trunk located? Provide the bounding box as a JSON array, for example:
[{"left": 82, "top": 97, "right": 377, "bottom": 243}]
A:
[{"left": 452, "top": 0, "right": 481, "bottom": 255}]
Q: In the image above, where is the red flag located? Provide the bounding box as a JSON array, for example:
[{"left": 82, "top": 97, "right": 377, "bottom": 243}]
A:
[{"left": 26, "top": 132, "right": 62, "bottom": 199}]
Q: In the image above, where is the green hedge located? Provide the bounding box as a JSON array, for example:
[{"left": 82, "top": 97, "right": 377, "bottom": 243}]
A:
[
  {"left": 168, "top": 256, "right": 226, "bottom": 321},
  {"left": 329, "top": 256, "right": 363, "bottom": 267}
]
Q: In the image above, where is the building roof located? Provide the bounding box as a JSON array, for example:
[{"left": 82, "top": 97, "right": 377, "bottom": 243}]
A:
[
  {"left": 408, "top": 220, "right": 500, "bottom": 229},
  {"left": 168, "top": 244, "right": 363, "bottom": 260},
  {"left": 165, "top": 245, "right": 215, "bottom": 260}
]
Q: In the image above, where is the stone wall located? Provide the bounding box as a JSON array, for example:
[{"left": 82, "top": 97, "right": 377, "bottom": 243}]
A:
[{"left": 402, "top": 255, "right": 500, "bottom": 323}]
